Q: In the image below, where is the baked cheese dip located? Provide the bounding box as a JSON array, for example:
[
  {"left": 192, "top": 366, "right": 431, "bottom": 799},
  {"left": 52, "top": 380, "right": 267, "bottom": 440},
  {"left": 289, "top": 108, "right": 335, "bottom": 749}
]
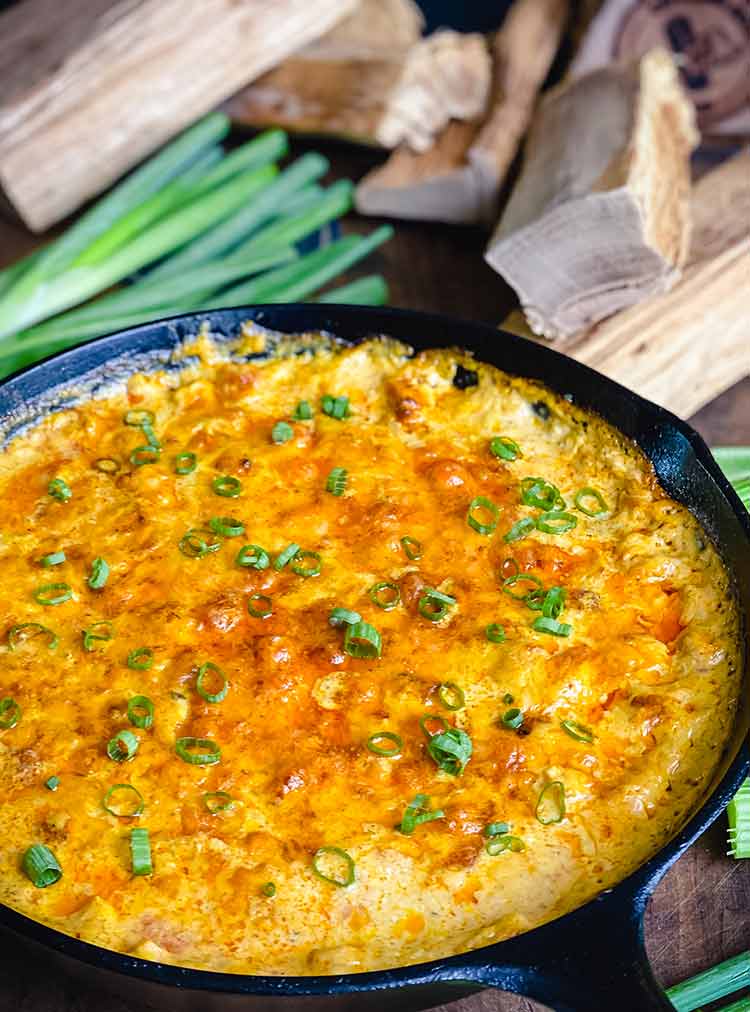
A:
[{"left": 0, "top": 329, "right": 741, "bottom": 975}]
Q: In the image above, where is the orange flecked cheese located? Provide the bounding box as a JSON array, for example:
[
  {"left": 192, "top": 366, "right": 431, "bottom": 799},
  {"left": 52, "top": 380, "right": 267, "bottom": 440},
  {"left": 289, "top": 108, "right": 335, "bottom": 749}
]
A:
[{"left": 0, "top": 328, "right": 741, "bottom": 974}]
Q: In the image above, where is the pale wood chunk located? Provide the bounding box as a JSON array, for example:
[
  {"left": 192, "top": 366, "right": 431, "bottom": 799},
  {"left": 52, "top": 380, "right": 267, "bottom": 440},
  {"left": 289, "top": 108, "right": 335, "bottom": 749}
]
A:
[
  {"left": 0, "top": 0, "right": 357, "bottom": 232},
  {"left": 485, "top": 48, "right": 699, "bottom": 339}
]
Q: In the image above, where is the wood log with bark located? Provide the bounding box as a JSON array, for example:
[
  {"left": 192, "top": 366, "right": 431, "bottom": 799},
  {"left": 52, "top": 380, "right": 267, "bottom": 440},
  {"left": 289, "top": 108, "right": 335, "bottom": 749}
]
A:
[{"left": 0, "top": 0, "right": 357, "bottom": 232}]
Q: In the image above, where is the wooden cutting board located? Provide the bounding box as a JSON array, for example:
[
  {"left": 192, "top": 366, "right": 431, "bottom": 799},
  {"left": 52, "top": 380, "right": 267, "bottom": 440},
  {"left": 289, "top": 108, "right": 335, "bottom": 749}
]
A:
[{"left": 503, "top": 150, "right": 750, "bottom": 420}]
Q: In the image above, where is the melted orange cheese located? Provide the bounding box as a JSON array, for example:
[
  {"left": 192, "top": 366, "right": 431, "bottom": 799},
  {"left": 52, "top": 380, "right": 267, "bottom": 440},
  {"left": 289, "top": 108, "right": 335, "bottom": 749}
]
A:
[{"left": 0, "top": 330, "right": 740, "bottom": 974}]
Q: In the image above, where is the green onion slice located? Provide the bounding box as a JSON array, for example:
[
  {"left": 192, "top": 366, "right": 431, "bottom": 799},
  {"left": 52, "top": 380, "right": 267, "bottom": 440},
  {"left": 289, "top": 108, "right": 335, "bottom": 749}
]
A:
[
  {"left": 261, "top": 881, "right": 276, "bottom": 897},
  {"left": 574, "top": 486, "right": 610, "bottom": 519},
  {"left": 344, "top": 621, "right": 382, "bottom": 659},
  {"left": 502, "top": 573, "right": 543, "bottom": 601},
  {"left": 398, "top": 794, "right": 445, "bottom": 835},
  {"left": 124, "top": 409, "right": 155, "bottom": 427},
  {"left": 321, "top": 395, "right": 349, "bottom": 420},
  {"left": 140, "top": 423, "right": 161, "bottom": 449},
  {"left": 292, "top": 401, "right": 313, "bottom": 421},
  {"left": 400, "top": 535, "right": 422, "bottom": 561},
  {"left": 33, "top": 582, "right": 73, "bottom": 606},
  {"left": 8, "top": 623, "right": 58, "bottom": 651},
  {"left": 525, "top": 587, "right": 547, "bottom": 612},
  {"left": 502, "top": 693, "right": 515, "bottom": 705},
  {"left": 426, "top": 727, "right": 473, "bottom": 776},
  {"left": 504, "top": 517, "right": 536, "bottom": 544},
  {"left": 272, "top": 420, "right": 294, "bottom": 444},
  {"left": 536, "top": 510, "right": 578, "bottom": 535},
  {"left": 39, "top": 550, "right": 66, "bottom": 567},
  {"left": 561, "top": 719, "right": 595, "bottom": 743},
  {"left": 130, "top": 445, "right": 160, "bottom": 467},
  {"left": 209, "top": 516, "right": 245, "bottom": 537},
  {"left": 536, "top": 781, "right": 566, "bottom": 825},
  {"left": 329, "top": 607, "right": 361, "bottom": 627},
  {"left": 485, "top": 821, "right": 510, "bottom": 837},
  {"left": 437, "top": 682, "right": 465, "bottom": 711},
  {"left": 87, "top": 556, "right": 110, "bottom": 589},
  {"left": 366, "top": 731, "right": 403, "bottom": 757},
  {"left": 127, "top": 647, "right": 154, "bottom": 671},
  {"left": 178, "top": 527, "right": 222, "bottom": 559},
  {"left": 107, "top": 729, "right": 139, "bottom": 762},
  {"left": 501, "top": 707, "right": 524, "bottom": 730},
  {"left": 467, "top": 495, "right": 500, "bottom": 535},
  {"left": 174, "top": 452, "right": 197, "bottom": 475},
  {"left": 103, "top": 783, "right": 144, "bottom": 818},
  {"left": 130, "top": 827, "right": 153, "bottom": 875},
  {"left": 312, "top": 845, "right": 355, "bottom": 887},
  {"left": 368, "top": 581, "right": 400, "bottom": 610},
  {"left": 22, "top": 844, "right": 62, "bottom": 888},
  {"left": 175, "top": 737, "right": 221, "bottom": 765},
  {"left": 490, "top": 436, "right": 520, "bottom": 461},
  {"left": 486, "top": 623, "right": 506, "bottom": 643},
  {"left": 196, "top": 661, "right": 229, "bottom": 703},
  {"left": 247, "top": 593, "right": 273, "bottom": 619},
  {"left": 0, "top": 697, "right": 22, "bottom": 729},
  {"left": 541, "top": 586, "right": 566, "bottom": 620},
  {"left": 532, "top": 616, "right": 572, "bottom": 637},
  {"left": 290, "top": 551, "right": 322, "bottom": 578},
  {"left": 127, "top": 695, "right": 154, "bottom": 730},
  {"left": 236, "top": 544, "right": 270, "bottom": 569},
  {"left": 45, "top": 775, "right": 60, "bottom": 791},
  {"left": 94, "top": 458, "right": 120, "bottom": 474},
  {"left": 83, "top": 620, "right": 113, "bottom": 652},
  {"left": 486, "top": 834, "right": 525, "bottom": 856},
  {"left": 212, "top": 474, "right": 242, "bottom": 498},
  {"left": 418, "top": 588, "right": 456, "bottom": 623},
  {"left": 48, "top": 478, "right": 72, "bottom": 502},
  {"left": 273, "top": 543, "right": 300, "bottom": 570},
  {"left": 326, "top": 466, "right": 348, "bottom": 496},
  {"left": 520, "top": 477, "right": 562, "bottom": 512},
  {"left": 419, "top": 713, "right": 449, "bottom": 738},
  {"left": 203, "top": 791, "right": 234, "bottom": 814}
]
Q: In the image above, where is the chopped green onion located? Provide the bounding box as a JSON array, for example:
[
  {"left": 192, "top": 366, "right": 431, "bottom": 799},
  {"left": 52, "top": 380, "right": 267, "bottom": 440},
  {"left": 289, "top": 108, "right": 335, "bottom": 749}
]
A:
[
  {"left": 39, "top": 550, "right": 66, "bottom": 567},
  {"left": 48, "top": 478, "right": 72, "bottom": 502},
  {"left": 290, "top": 550, "right": 322, "bottom": 578},
  {"left": 83, "top": 620, "right": 113, "bottom": 652},
  {"left": 103, "top": 783, "right": 144, "bottom": 818},
  {"left": 366, "top": 732, "right": 403, "bottom": 757},
  {"left": 504, "top": 517, "right": 537, "bottom": 544},
  {"left": 209, "top": 516, "right": 245, "bottom": 537},
  {"left": 397, "top": 794, "right": 445, "bottom": 835},
  {"left": 418, "top": 588, "right": 456, "bottom": 623},
  {"left": 0, "top": 698, "right": 22, "bottom": 729},
  {"left": 485, "top": 821, "right": 510, "bottom": 837},
  {"left": 486, "top": 834, "right": 525, "bottom": 856},
  {"left": 203, "top": 791, "right": 234, "bottom": 814},
  {"left": 486, "top": 623, "right": 506, "bottom": 643},
  {"left": 525, "top": 587, "right": 547, "bottom": 611},
  {"left": 326, "top": 466, "right": 348, "bottom": 496},
  {"left": 561, "top": 719, "right": 594, "bottom": 743},
  {"left": 426, "top": 727, "right": 472, "bottom": 776},
  {"left": 274, "top": 543, "right": 300, "bottom": 570},
  {"left": 212, "top": 475, "right": 242, "bottom": 498},
  {"left": 292, "top": 401, "right": 313, "bottom": 421},
  {"left": 196, "top": 661, "right": 229, "bottom": 703},
  {"left": 501, "top": 708, "right": 524, "bottom": 731},
  {"left": 87, "top": 556, "right": 110, "bottom": 589},
  {"left": 175, "top": 737, "right": 221, "bottom": 765},
  {"left": 503, "top": 693, "right": 515, "bottom": 705},
  {"left": 174, "top": 452, "right": 197, "bottom": 475},
  {"left": 490, "top": 436, "right": 520, "bottom": 461},
  {"left": 541, "top": 586, "right": 566, "bottom": 620},
  {"left": 247, "top": 593, "right": 273, "bottom": 618},
  {"left": 344, "top": 621, "right": 382, "bottom": 659},
  {"left": 140, "top": 422, "right": 161, "bottom": 449},
  {"left": 419, "top": 713, "right": 449, "bottom": 738},
  {"left": 130, "top": 827, "right": 153, "bottom": 876},
  {"left": 400, "top": 535, "right": 422, "bottom": 561},
  {"left": 261, "top": 881, "right": 276, "bottom": 897},
  {"left": 124, "top": 409, "right": 155, "bottom": 427},
  {"left": 536, "top": 510, "right": 578, "bottom": 535},
  {"left": 236, "top": 544, "right": 269, "bottom": 569},
  {"left": 666, "top": 949, "right": 750, "bottom": 1012},
  {"left": 321, "top": 395, "right": 349, "bottom": 420},
  {"left": 329, "top": 607, "right": 361, "bottom": 627},
  {"left": 727, "top": 780, "right": 750, "bottom": 860},
  {"left": 536, "top": 782, "right": 566, "bottom": 826},
  {"left": 502, "top": 573, "right": 543, "bottom": 601},
  {"left": 127, "top": 695, "right": 154, "bottom": 730},
  {"left": 574, "top": 487, "right": 610, "bottom": 519},
  {"left": 22, "top": 844, "right": 62, "bottom": 888},
  {"left": 107, "top": 729, "right": 139, "bottom": 762},
  {"left": 130, "top": 445, "right": 160, "bottom": 467},
  {"left": 532, "top": 616, "right": 572, "bottom": 637},
  {"left": 7, "top": 623, "right": 58, "bottom": 651},
  {"left": 178, "top": 527, "right": 222, "bottom": 559},
  {"left": 467, "top": 495, "right": 500, "bottom": 535},
  {"left": 33, "top": 582, "right": 73, "bottom": 606},
  {"left": 437, "top": 682, "right": 465, "bottom": 711},
  {"left": 311, "top": 846, "right": 355, "bottom": 887},
  {"left": 271, "top": 421, "right": 294, "bottom": 444},
  {"left": 520, "top": 477, "right": 562, "bottom": 512},
  {"left": 369, "top": 581, "right": 400, "bottom": 610},
  {"left": 94, "top": 457, "right": 120, "bottom": 473},
  {"left": 127, "top": 647, "right": 154, "bottom": 671}
]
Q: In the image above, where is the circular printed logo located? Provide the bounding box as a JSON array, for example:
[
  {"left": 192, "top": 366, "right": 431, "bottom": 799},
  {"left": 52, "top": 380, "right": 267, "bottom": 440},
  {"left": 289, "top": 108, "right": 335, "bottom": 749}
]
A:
[{"left": 615, "top": 0, "right": 750, "bottom": 126}]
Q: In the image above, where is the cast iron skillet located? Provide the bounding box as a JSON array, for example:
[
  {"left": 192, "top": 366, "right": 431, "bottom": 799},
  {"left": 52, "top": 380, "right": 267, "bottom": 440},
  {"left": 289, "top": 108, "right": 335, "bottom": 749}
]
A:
[{"left": 0, "top": 305, "right": 748, "bottom": 1012}]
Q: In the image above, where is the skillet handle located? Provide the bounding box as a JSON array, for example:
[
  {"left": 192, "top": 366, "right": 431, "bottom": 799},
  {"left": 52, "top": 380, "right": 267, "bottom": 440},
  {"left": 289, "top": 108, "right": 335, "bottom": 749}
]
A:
[{"left": 455, "top": 888, "right": 673, "bottom": 1012}]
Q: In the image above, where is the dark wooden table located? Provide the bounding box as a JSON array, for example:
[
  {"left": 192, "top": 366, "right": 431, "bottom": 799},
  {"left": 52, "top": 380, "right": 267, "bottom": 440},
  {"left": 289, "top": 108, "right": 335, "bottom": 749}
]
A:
[{"left": 0, "top": 141, "right": 747, "bottom": 1012}]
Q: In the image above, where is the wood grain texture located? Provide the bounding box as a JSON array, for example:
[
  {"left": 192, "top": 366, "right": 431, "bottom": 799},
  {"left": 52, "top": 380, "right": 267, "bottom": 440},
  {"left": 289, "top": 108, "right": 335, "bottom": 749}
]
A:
[
  {"left": 0, "top": 137, "right": 747, "bottom": 1012},
  {"left": 0, "top": 0, "right": 356, "bottom": 231}
]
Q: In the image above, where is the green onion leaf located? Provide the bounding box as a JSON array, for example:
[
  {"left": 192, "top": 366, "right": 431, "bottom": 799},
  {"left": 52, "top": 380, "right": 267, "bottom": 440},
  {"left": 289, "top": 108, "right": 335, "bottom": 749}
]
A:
[
  {"left": 33, "top": 582, "right": 73, "bottom": 606},
  {"left": 292, "top": 401, "right": 313, "bottom": 421},
  {"left": 426, "top": 727, "right": 472, "bottom": 776},
  {"left": 504, "top": 517, "right": 537, "bottom": 544},
  {"left": 127, "top": 696, "right": 154, "bottom": 730},
  {"left": 48, "top": 478, "right": 72, "bottom": 502},
  {"left": 247, "top": 593, "right": 273, "bottom": 619},
  {"left": 88, "top": 556, "right": 110, "bottom": 589},
  {"left": 666, "top": 948, "right": 750, "bottom": 1012},
  {"left": 536, "top": 510, "right": 578, "bottom": 535},
  {"left": 130, "top": 827, "right": 153, "bottom": 876},
  {"left": 560, "top": 719, "right": 595, "bottom": 744},
  {"left": 175, "top": 737, "right": 221, "bottom": 765},
  {"left": 467, "top": 495, "right": 500, "bottom": 535},
  {"left": 271, "top": 421, "right": 294, "bottom": 444},
  {"left": 344, "top": 621, "right": 382, "bottom": 659},
  {"left": 397, "top": 794, "right": 445, "bottom": 835},
  {"left": 212, "top": 475, "right": 242, "bottom": 498},
  {"left": 130, "top": 445, "right": 160, "bottom": 467},
  {"left": 174, "top": 452, "right": 197, "bottom": 475},
  {"left": 209, "top": 516, "right": 245, "bottom": 538},
  {"left": 203, "top": 791, "right": 234, "bottom": 814},
  {"left": 107, "top": 729, "right": 139, "bottom": 762},
  {"left": 311, "top": 846, "right": 355, "bottom": 887},
  {"left": 520, "top": 477, "right": 563, "bottom": 512},
  {"left": 22, "top": 844, "right": 62, "bottom": 888},
  {"left": 0, "top": 698, "right": 22, "bottom": 729},
  {"left": 536, "top": 781, "right": 566, "bottom": 825},
  {"left": 178, "top": 527, "right": 222, "bottom": 559},
  {"left": 196, "top": 661, "right": 229, "bottom": 704},
  {"left": 574, "top": 486, "right": 610, "bottom": 519},
  {"left": 502, "top": 573, "right": 543, "bottom": 601},
  {"left": 437, "top": 682, "right": 465, "bottom": 711},
  {"left": 290, "top": 550, "right": 322, "bottom": 578},
  {"left": 45, "top": 775, "right": 60, "bottom": 791},
  {"left": 7, "top": 622, "right": 58, "bottom": 651},
  {"left": 486, "top": 623, "right": 506, "bottom": 643},
  {"left": 83, "top": 620, "right": 114, "bottom": 652},
  {"left": 368, "top": 581, "right": 400, "bottom": 610},
  {"left": 321, "top": 395, "right": 349, "bottom": 420},
  {"left": 727, "top": 780, "right": 750, "bottom": 860},
  {"left": 532, "top": 616, "right": 572, "bottom": 637},
  {"left": 325, "top": 466, "right": 348, "bottom": 496},
  {"left": 366, "top": 732, "right": 403, "bottom": 757},
  {"left": 400, "top": 535, "right": 422, "bottom": 561},
  {"left": 490, "top": 436, "right": 520, "bottom": 462},
  {"left": 127, "top": 647, "right": 154, "bottom": 671},
  {"left": 39, "top": 550, "right": 66, "bottom": 567},
  {"left": 94, "top": 457, "right": 120, "bottom": 474},
  {"left": 103, "top": 783, "right": 144, "bottom": 818},
  {"left": 501, "top": 707, "right": 524, "bottom": 731},
  {"left": 236, "top": 544, "right": 270, "bottom": 569},
  {"left": 541, "top": 586, "right": 566, "bottom": 620},
  {"left": 261, "top": 881, "right": 276, "bottom": 897},
  {"left": 329, "top": 607, "right": 361, "bottom": 627},
  {"left": 273, "top": 543, "right": 300, "bottom": 570},
  {"left": 486, "top": 834, "right": 525, "bottom": 856}
]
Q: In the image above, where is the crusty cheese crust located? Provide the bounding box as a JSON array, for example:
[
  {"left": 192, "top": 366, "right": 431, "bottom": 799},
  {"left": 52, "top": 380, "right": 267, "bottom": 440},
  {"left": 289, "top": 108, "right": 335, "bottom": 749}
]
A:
[{"left": 0, "top": 330, "right": 740, "bottom": 974}]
